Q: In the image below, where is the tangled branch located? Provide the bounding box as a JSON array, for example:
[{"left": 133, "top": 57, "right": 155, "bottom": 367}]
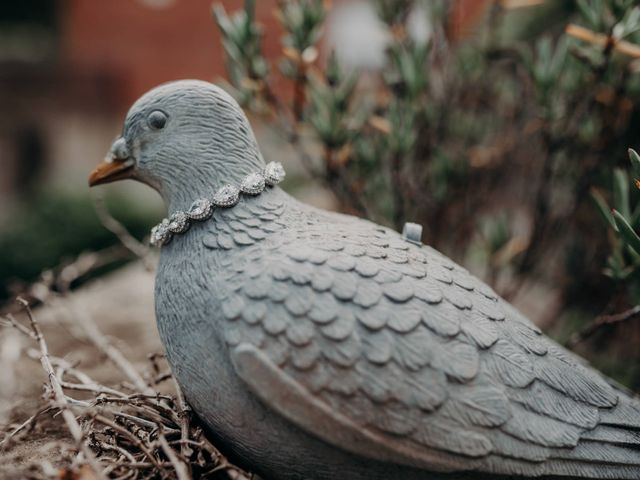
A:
[{"left": 1, "top": 297, "right": 253, "bottom": 480}]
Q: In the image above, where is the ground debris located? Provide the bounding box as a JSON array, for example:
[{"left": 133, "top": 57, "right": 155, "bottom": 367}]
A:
[{"left": 1, "top": 294, "right": 254, "bottom": 480}]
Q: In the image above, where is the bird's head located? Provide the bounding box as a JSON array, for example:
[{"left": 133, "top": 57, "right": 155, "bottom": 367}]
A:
[{"left": 89, "top": 80, "right": 265, "bottom": 210}]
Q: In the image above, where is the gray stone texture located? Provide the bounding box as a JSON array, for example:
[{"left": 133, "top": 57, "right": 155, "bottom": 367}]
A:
[{"left": 94, "top": 80, "right": 640, "bottom": 480}]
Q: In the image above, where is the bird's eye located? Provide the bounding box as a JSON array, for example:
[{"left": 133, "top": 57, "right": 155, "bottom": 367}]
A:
[{"left": 148, "top": 110, "right": 167, "bottom": 130}]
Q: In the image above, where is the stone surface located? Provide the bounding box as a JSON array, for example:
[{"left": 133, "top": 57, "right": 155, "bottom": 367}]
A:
[{"left": 91, "top": 80, "right": 640, "bottom": 480}]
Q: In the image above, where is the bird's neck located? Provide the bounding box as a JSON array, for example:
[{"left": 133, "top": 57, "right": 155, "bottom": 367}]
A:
[{"left": 160, "top": 157, "right": 265, "bottom": 213}]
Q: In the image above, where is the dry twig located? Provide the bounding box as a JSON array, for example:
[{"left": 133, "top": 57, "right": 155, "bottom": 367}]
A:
[
  {"left": 159, "top": 433, "right": 191, "bottom": 480},
  {"left": 566, "top": 23, "right": 640, "bottom": 59},
  {"left": 568, "top": 305, "right": 640, "bottom": 348},
  {"left": 0, "top": 406, "right": 53, "bottom": 450},
  {"left": 15, "top": 297, "right": 106, "bottom": 479},
  {"left": 67, "top": 299, "right": 154, "bottom": 396},
  {"left": 173, "top": 378, "right": 194, "bottom": 460},
  {"left": 91, "top": 193, "right": 153, "bottom": 269},
  {"left": 2, "top": 294, "right": 252, "bottom": 480}
]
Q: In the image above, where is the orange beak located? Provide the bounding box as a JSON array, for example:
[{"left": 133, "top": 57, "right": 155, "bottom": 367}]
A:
[
  {"left": 89, "top": 137, "right": 134, "bottom": 186},
  {"left": 88, "top": 157, "right": 135, "bottom": 186}
]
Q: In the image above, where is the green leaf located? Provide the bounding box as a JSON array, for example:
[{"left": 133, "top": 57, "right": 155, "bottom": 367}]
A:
[
  {"left": 629, "top": 148, "right": 640, "bottom": 179},
  {"left": 613, "top": 168, "right": 630, "bottom": 219},
  {"left": 576, "top": 0, "right": 600, "bottom": 30},
  {"left": 244, "top": 0, "right": 256, "bottom": 24},
  {"left": 549, "top": 37, "right": 568, "bottom": 80},
  {"left": 613, "top": 209, "right": 640, "bottom": 254},
  {"left": 591, "top": 188, "right": 615, "bottom": 228},
  {"left": 212, "top": 4, "right": 232, "bottom": 34}
]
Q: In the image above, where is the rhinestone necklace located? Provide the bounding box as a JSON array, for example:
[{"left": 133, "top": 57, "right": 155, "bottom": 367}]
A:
[{"left": 150, "top": 161, "right": 285, "bottom": 247}]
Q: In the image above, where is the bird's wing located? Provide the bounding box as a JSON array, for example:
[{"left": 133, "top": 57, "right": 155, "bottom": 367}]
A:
[{"left": 207, "top": 196, "right": 640, "bottom": 479}]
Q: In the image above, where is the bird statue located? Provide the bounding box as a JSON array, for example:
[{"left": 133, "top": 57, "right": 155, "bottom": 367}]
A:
[{"left": 89, "top": 80, "right": 640, "bottom": 480}]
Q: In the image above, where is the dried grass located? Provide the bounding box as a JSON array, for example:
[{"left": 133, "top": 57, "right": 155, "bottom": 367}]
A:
[{"left": 0, "top": 291, "right": 254, "bottom": 480}]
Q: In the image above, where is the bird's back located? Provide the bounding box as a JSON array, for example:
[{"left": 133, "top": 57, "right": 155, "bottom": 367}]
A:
[{"left": 158, "top": 187, "right": 640, "bottom": 479}]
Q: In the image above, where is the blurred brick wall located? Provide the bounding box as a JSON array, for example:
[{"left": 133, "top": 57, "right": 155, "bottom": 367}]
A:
[
  {"left": 59, "top": 0, "right": 490, "bottom": 112},
  {"left": 449, "top": 0, "right": 492, "bottom": 40},
  {"left": 60, "top": 0, "right": 281, "bottom": 112}
]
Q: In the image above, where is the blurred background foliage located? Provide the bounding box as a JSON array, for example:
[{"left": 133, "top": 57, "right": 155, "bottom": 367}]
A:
[
  {"left": 214, "top": 0, "right": 640, "bottom": 389},
  {"left": 0, "top": 191, "right": 156, "bottom": 298}
]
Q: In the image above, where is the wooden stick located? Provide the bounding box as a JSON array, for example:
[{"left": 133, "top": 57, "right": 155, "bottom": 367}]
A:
[
  {"left": 17, "top": 298, "right": 106, "bottom": 479},
  {"left": 92, "top": 193, "right": 153, "bottom": 268},
  {"left": 60, "top": 380, "right": 127, "bottom": 397},
  {"left": 66, "top": 299, "right": 155, "bottom": 396},
  {"left": 114, "top": 412, "right": 179, "bottom": 434},
  {"left": 0, "top": 406, "right": 53, "bottom": 450},
  {"left": 159, "top": 432, "right": 191, "bottom": 480},
  {"left": 91, "top": 413, "right": 165, "bottom": 473},
  {"left": 93, "top": 397, "right": 179, "bottom": 429},
  {"left": 568, "top": 305, "right": 640, "bottom": 347},
  {"left": 566, "top": 23, "right": 640, "bottom": 59},
  {"left": 99, "top": 441, "right": 137, "bottom": 465},
  {"left": 2, "top": 313, "right": 36, "bottom": 339},
  {"left": 173, "top": 378, "right": 194, "bottom": 460}
]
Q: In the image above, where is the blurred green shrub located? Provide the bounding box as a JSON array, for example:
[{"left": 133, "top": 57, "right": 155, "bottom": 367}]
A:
[
  {"left": 0, "top": 190, "right": 156, "bottom": 300},
  {"left": 593, "top": 149, "right": 640, "bottom": 294}
]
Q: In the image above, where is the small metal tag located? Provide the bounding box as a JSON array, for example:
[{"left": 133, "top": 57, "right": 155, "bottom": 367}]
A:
[{"left": 402, "top": 222, "right": 423, "bottom": 245}]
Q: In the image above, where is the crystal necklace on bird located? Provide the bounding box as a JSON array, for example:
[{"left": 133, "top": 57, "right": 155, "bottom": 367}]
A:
[{"left": 150, "top": 161, "right": 285, "bottom": 247}]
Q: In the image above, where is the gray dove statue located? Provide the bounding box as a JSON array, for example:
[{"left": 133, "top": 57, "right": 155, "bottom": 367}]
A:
[{"left": 89, "top": 80, "right": 640, "bottom": 480}]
